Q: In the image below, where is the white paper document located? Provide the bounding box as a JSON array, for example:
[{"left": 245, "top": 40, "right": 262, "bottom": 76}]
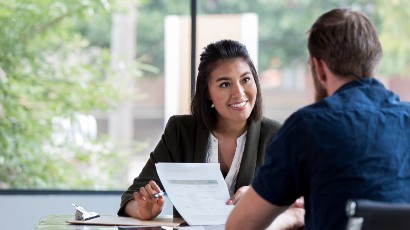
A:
[
  {"left": 177, "top": 226, "right": 225, "bottom": 230},
  {"left": 155, "top": 163, "right": 234, "bottom": 226}
]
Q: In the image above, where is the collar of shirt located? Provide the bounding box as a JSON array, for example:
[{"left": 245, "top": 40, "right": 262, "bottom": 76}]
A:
[{"left": 207, "top": 131, "right": 247, "bottom": 196}]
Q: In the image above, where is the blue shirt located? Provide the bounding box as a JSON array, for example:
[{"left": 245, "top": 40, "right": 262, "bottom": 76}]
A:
[{"left": 253, "top": 78, "right": 410, "bottom": 230}]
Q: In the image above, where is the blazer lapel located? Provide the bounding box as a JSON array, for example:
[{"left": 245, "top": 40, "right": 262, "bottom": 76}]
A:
[
  {"left": 193, "top": 123, "right": 209, "bottom": 163},
  {"left": 236, "top": 120, "right": 261, "bottom": 190}
]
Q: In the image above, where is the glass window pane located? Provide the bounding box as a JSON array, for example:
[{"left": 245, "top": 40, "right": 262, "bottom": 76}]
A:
[{"left": 1, "top": 0, "right": 409, "bottom": 191}]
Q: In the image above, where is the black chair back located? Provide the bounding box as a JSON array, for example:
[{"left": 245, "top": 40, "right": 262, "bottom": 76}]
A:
[{"left": 345, "top": 199, "right": 410, "bottom": 230}]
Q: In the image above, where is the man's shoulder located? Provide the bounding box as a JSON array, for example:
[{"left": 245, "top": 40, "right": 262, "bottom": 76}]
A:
[{"left": 272, "top": 106, "right": 317, "bottom": 136}]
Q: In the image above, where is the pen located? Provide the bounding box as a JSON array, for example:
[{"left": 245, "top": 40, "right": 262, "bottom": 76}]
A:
[{"left": 153, "top": 191, "right": 167, "bottom": 198}]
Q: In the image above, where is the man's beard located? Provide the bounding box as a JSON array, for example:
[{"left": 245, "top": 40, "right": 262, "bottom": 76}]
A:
[{"left": 311, "top": 66, "right": 328, "bottom": 102}]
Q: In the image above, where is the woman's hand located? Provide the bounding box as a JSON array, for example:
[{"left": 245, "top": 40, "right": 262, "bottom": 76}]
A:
[
  {"left": 226, "top": 186, "right": 249, "bottom": 205},
  {"left": 124, "top": 180, "right": 165, "bottom": 220},
  {"left": 266, "top": 197, "right": 305, "bottom": 230}
]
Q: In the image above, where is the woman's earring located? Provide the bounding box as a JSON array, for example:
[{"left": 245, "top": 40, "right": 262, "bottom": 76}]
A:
[{"left": 211, "top": 103, "right": 215, "bottom": 108}]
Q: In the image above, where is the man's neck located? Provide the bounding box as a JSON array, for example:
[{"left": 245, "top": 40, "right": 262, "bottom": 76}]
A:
[{"left": 327, "top": 75, "right": 357, "bottom": 96}]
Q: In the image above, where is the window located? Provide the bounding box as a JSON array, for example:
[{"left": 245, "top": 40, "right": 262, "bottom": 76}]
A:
[{"left": 1, "top": 0, "right": 409, "bottom": 191}]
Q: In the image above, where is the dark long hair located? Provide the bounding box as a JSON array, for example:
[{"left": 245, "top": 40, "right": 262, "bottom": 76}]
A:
[{"left": 190, "top": 39, "right": 262, "bottom": 131}]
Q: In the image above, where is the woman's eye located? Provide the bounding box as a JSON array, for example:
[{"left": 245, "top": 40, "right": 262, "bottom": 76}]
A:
[
  {"left": 242, "top": 76, "right": 252, "bottom": 83},
  {"left": 220, "top": 82, "right": 230, "bottom": 88}
]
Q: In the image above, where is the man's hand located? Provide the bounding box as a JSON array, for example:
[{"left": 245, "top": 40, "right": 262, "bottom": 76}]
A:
[{"left": 266, "top": 197, "right": 305, "bottom": 230}]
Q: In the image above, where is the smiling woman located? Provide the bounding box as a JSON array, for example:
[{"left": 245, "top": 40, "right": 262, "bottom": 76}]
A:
[
  {"left": 207, "top": 58, "right": 258, "bottom": 177},
  {"left": 118, "top": 39, "right": 282, "bottom": 220}
]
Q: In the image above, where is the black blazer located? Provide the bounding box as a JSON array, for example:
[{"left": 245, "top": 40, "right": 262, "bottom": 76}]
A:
[{"left": 118, "top": 114, "right": 281, "bottom": 216}]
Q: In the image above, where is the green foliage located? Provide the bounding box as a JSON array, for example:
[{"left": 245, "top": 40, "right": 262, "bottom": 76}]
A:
[
  {"left": 376, "top": 0, "right": 410, "bottom": 76},
  {"left": 135, "top": 0, "right": 190, "bottom": 77},
  {"left": 134, "top": 0, "right": 410, "bottom": 77},
  {"left": 196, "top": 0, "right": 380, "bottom": 70},
  {"left": 2, "top": 0, "right": 410, "bottom": 190},
  {"left": 0, "top": 0, "right": 135, "bottom": 189}
]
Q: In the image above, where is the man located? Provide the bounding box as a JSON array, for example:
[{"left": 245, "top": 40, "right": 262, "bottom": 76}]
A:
[{"left": 226, "top": 8, "right": 410, "bottom": 230}]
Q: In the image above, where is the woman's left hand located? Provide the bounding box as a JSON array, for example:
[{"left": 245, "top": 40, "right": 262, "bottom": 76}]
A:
[{"left": 226, "top": 186, "right": 249, "bottom": 205}]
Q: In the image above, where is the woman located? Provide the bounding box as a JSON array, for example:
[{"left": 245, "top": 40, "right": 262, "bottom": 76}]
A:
[{"left": 118, "top": 39, "right": 282, "bottom": 220}]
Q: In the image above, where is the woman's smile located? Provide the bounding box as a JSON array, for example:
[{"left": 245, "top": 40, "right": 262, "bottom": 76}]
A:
[{"left": 229, "top": 101, "right": 248, "bottom": 110}]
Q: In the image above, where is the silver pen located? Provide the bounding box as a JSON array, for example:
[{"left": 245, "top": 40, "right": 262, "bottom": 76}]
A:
[{"left": 153, "top": 191, "right": 167, "bottom": 198}]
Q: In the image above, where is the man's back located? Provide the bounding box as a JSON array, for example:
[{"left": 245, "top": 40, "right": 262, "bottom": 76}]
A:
[
  {"left": 300, "top": 78, "right": 410, "bottom": 229},
  {"left": 252, "top": 78, "right": 410, "bottom": 229}
]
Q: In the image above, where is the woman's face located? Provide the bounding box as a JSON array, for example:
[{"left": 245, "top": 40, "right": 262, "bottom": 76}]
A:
[{"left": 207, "top": 58, "right": 257, "bottom": 125}]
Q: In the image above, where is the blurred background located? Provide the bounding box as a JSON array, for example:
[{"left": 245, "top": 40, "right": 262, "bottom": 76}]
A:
[{"left": 1, "top": 0, "right": 409, "bottom": 192}]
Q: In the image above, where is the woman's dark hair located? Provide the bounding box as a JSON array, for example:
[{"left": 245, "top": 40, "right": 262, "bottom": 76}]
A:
[{"left": 190, "top": 39, "right": 262, "bottom": 131}]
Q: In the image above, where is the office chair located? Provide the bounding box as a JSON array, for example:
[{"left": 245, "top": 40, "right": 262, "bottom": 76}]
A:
[{"left": 345, "top": 199, "right": 410, "bottom": 230}]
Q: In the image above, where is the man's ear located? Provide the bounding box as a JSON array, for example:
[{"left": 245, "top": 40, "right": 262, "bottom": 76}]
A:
[{"left": 312, "top": 57, "right": 327, "bottom": 84}]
